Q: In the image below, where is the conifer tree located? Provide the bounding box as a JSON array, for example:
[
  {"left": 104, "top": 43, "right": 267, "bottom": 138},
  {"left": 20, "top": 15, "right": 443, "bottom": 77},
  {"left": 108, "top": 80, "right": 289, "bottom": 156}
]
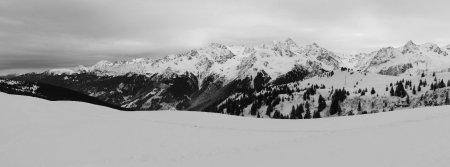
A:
[
  {"left": 303, "top": 102, "right": 311, "bottom": 119},
  {"left": 446, "top": 93, "right": 450, "bottom": 105},
  {"left": 357, "top": 101, "right": 362, "bottom": 112},
  {"left": 250, "top": 102, "right": 259, "bottom": 115},
  {"left": 329, "top": 96, "right": 342, "bottom": 115},
  {"left": 440, "top": 79, "right": 446, "bottom": 88},
  {"left": 304, "top": 109, "right": 311, "bottom": 119},
  {"left": 395, "top": 82, "right": 407, "bottom": 97},
  {"left": 296, "top": 104, "right": 304, "bottom": 119},
  {"left": 274, "top": 110, "right": 282, "bottom": 119},
  {"left": 371, "top": 87, "right": 376, "bottom": 95},
  {"left": 406, "top": 95, "right": 410, "bottom": 106},
  {"left": 318, "top": 95, "right": 327, "bottom": 112},
  {"left": 266, "top": 104, "right": 273, "bottom": 117},
  {"left": 290, "top": 106, "right": 296, "bottom": 119},
  {"left": 313, "top": 111, "right": 321, "bottom": 119}
]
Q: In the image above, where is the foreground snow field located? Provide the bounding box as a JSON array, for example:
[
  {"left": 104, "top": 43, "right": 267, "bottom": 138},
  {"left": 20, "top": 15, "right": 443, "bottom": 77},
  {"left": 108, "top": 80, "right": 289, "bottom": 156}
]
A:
[{"left": 1, "top": 92, "right": 450, "bottom": 167}]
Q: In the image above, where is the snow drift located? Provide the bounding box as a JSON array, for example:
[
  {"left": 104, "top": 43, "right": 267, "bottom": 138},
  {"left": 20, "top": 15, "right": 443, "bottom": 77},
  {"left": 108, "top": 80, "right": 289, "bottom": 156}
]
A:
[{"left": 1, "top": 92, "right": 450, "bottom": 167}]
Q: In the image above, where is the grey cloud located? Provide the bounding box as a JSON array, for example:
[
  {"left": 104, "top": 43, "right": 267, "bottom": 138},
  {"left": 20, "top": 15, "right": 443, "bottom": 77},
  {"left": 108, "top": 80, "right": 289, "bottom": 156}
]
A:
[{"left": 1, "top": 0, "right": 450, "bottom": 73}]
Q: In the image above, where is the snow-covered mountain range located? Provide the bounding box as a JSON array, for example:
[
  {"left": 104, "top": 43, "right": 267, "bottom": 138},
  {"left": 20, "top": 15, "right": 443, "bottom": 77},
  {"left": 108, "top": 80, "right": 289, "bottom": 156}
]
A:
[
  {"left": 353, "top": 40, "right": 450, "bottom": 76},
  {"left": 2, "top": 38, "right": 450, "bottom": 118},
  {"left": 46, "top": 39, "right": 450, "bottom": 78},
  {"left": 47, "top": 38, "right": 341, "bottom": 84}
]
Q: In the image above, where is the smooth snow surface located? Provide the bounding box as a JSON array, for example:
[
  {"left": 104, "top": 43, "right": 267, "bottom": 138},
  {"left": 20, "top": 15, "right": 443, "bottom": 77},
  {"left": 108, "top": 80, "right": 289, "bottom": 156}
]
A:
[{"left": 1, "top": 92, "right": 450, "bottom": 167}]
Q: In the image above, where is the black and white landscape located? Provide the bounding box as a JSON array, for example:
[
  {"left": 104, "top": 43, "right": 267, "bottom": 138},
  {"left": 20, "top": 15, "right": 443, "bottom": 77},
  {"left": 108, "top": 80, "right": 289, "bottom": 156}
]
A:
[
  {"left": 2, "top": 39, "right": 450, "bottom": 116},
  {"left": 2, "top": 0, "right": 450, "bottom": 166}
]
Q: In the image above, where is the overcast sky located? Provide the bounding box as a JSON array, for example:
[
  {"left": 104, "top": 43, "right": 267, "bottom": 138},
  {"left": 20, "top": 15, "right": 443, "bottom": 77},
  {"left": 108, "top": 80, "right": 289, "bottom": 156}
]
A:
[{"left": 1, "top": 0, "right": 450, "bottom": 74}]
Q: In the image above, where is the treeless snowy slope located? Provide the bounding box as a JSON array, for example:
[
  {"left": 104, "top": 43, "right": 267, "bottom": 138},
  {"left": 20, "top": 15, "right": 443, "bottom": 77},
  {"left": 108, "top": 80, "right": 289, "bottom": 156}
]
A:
[{"left": 1, "top": 93, "right": 450, "bottom": 167}]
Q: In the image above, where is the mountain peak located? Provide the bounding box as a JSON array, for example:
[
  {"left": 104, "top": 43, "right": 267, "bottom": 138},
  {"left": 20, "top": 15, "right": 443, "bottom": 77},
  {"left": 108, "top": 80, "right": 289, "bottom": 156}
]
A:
[
  {"left": 90, "top": 60, "right": 114, "bottom": 71},
  {"left": 95, "top": 60, "right": 112, "bottom": 66},
  {"left": 74, "top": 65, "right": 89, "bottom": 73},
  {"left": 44, "top": 68, "right": 75, "bottom": 75},
  {"left": 272, "top": 38, "right": 298, "bottom": 49},
  {"left": 402, "top": 40, "right": 419, "bottom": 54},
  {"left": 421, "top": 42, "right": 440, "bottom": 50},
  {"left": 404, "top": 40, "right": 416, "bottom": 47},
  {"left": 209, "top": 43, "right": 228, "bottom": 49},
  {"left": 304, "top": 42, "right": 321, "bottom": 49},
  {"left": 284, "top": 38, "right": 297, "bottom": 47}
]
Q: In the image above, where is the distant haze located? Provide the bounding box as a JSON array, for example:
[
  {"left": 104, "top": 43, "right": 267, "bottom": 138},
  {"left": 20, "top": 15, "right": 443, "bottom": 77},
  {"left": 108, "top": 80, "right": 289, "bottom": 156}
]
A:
[{"left": 1, "top": 0, "right": 450, "bottom": 74}]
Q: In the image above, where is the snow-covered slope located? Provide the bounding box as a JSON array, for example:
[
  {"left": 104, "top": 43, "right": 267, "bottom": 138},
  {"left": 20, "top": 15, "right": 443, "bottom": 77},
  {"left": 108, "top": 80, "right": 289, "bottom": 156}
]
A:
[{"left": 2, "top": 92, "right": 450, "bottom": 167}]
